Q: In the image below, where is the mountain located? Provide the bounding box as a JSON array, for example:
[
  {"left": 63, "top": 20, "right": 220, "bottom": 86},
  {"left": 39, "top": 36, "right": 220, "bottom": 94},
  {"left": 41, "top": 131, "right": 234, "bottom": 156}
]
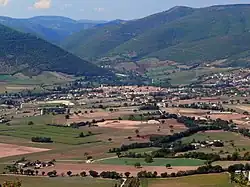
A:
[
  {"left": 0, "top": 24, "right": 112, "bottom": 77},
  {"left": 0, "top": 16, "right": 106, "bottom": 44},
  {"left": 62, "top": 6, "right": 194, "bottom": 60},
  {"left": 62, "top": 4, "right": 250, "bottom": 67}
]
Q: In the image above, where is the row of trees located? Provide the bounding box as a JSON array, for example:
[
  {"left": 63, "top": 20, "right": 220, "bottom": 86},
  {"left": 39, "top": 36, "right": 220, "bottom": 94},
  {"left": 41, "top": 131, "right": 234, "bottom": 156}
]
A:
[
  {"left": 109, "top": 111, "right": 250, "bottom": 154},
  {"left": 31, "top": 137, "right": 53, "bottom": 143}
]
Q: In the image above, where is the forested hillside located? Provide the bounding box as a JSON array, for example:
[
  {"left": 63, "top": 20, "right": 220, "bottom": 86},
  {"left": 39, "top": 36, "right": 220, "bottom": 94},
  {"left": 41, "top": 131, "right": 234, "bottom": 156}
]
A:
[
  {"left": 0, "top": 24, "right": 112, "bottom": 77},
  {"left": 62, "top": 4, "right": 250, "bottom": 67}
]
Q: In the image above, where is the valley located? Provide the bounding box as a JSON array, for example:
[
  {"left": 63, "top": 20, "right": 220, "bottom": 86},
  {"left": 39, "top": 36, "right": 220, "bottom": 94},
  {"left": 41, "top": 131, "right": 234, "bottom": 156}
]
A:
[{"left": 1, "top": 2, "right": 250, "bottom": 187}]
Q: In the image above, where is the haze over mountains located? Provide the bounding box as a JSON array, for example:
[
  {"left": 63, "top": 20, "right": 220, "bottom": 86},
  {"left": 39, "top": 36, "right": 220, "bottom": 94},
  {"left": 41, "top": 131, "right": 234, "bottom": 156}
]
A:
[
  {"left": 0, "top": 16, "right": 106, "bottom": 44},
  {"left": 1, "top": 4, "right": 250, "bottom": 82}
]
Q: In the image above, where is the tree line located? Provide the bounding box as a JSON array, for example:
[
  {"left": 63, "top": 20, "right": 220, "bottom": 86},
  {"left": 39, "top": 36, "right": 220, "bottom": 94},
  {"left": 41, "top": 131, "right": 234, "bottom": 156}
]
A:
[{"left": 31, "top": 137, "right": 53, "bottom": 143}]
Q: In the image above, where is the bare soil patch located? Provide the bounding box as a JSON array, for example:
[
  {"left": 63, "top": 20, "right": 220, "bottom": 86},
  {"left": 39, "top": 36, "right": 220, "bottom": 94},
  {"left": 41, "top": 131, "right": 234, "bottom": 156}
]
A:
[
  {"left": 208, "top": 113, "right": 247, "bottom": 121},
  {"left": 0, "top": 143, "right": 50, "bottom": 158},
  {"left": 97, "top": 120, "right": 142, "bottom": 130}
]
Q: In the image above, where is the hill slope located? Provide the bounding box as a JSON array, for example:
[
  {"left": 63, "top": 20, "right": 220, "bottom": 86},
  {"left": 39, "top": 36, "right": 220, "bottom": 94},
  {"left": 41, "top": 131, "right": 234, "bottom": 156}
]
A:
[
  {"left": 62, "top": 6, "right": 194, "bottom": 59},
  {"left": 0, "top": 24, "right": 111, "bottom": 77},
  {"left": 0, "top": 16, "right": 105, "bottom": 44},
  {"left": 62, "top": 4, "right": 250, "bottom": 67}
]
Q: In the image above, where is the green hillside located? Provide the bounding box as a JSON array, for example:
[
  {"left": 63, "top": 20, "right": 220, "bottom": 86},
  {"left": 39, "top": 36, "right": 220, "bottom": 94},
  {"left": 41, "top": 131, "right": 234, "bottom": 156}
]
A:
[
  {"left": 0, "top": 24, "right": 112, "bottom": 77},
  {"left": 62, "top": 6, "right": 194, "bottom": 59},
  {"left": 61, "top": 4, "right": 250, "bottom": 67}
]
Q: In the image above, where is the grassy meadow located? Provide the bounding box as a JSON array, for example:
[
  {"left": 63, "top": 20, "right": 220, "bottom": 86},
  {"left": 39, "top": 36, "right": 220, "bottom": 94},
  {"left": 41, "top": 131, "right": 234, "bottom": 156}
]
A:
[
  {"left": 0, "top": 176, "right": 117, "bottom": 187},
  {"left": 141, "top": 173, "right": 234, "bottom": 187}
]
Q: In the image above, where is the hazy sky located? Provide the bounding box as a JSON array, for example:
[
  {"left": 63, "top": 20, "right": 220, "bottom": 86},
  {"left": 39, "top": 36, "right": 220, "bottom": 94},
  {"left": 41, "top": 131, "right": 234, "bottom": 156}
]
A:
[{"left": 0, "top": 0, "right": 250, "bottom": 20}]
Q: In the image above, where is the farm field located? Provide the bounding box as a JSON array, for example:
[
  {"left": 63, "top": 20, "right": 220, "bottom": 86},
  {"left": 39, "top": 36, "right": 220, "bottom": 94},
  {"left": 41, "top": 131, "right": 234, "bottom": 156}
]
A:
[
  {"left": 141, "top": 173, "right": 234, "bottom": 187},
  {"left": 166, "top": 68, "right": 230, "bottom": 85},
  {"left": 97, "top": 158, "right": 205, "bottom": 166},
  {"left": 0, "top": 175, "right": 117, "bottom": 187},
  {"left": 0, "top": 124, "right": 101, "bottom": 145},
  {"left": 0, "top": 143, "right": 49, "bottom": 158}
]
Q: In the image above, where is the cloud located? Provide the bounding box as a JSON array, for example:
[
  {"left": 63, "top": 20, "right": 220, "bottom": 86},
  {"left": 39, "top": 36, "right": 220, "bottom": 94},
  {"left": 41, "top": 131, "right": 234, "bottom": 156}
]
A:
[
  {"left": 0, "top": 0, "right": 9, "bottom": 6},
  {"left": 94, "top": 7, "right": 105, "bottom": 12},
  {"left": 33, "top": 0, "right": 51, "bottom": 9}
]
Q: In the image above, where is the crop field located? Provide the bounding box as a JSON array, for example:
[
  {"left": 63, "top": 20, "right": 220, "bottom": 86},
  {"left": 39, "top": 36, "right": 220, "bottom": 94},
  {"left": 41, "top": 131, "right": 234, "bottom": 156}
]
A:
[
  {"left": 141, "top": 173, "right": 234, "bottom": 187},
  {"left": 0, "top": 124, "right": 101, "bottom": 145},
  {"left": 97, "top": 158, "right": 205, "bottom": 166},
  {"left": 0, "top": 176, "right": 117, "bottom": 187}
]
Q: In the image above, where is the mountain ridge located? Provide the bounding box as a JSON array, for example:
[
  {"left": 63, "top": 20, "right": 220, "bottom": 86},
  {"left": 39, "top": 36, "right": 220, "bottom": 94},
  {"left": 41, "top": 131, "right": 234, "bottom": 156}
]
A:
[
  {"left": 61, "top": 4, "right": 250, "bottom": 68},
  {"left": 0, "top": 16, "right": 106, "bottom": 44}
]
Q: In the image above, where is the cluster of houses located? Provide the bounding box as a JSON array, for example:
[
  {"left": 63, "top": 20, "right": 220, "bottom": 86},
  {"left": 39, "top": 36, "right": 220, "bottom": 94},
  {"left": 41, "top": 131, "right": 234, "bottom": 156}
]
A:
[
  {"left": 191, "top": 140, "right": 224, "bottom": 149},
  {"left": 16, "top": 160, "right": 55, "bottom": 169},
  {"left": 202, "top": 69, "right": 250, "bottom": 87}
]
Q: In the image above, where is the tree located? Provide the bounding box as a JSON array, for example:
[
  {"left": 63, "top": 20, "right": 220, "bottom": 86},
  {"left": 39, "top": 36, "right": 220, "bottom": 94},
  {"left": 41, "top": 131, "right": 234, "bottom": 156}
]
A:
[
  {"left": 108, "top": 138, "right": 112, "bottom": 142},
  {"left": 87, "top": 156, "right": 93, "bottom": 160},
  {"left": 2, "top": 180, "right": 22, "bottom": 187},
  {"left": 79, "top": 132, "right": 85, "bottom": 137},
  {"left": 124, "top": 172, "right": 131, "bottom": 178},
  {"left": 135, "top": 129, "right": 139, "bottom": 135},
  {"left": 89, "top": 170, "right": 98, "bottom": 177},
  {"left": 80, "top": 171, "right": 87, "bottom": 177},
  {"left": 134, "top": 162, "right": 141, "bottom": 168},
  {"left": 116, "top": 152, "right": 121, "bottom": 158},
  {"left": 166, "top": 164, "right": 171, "bottom": 168},
  {"left": 47, "top": 170, "right": 57, "bottom": 177},
  {"left": 145, "top": 155, "right": 153, "bottom": 163},
  {"left": 42, "top": 171, "right": 45, "bottom": 176},
  {"left": 128, "top": 136, "right": 132, "bottom": 141},
  {"left": 65, "top": 115, "right": 70, "bottom": 119},
  {"left": 35, "top": 170, "right": 39, "bottom": 176},
  {"left": 67, "top": 171, "right": 72, "bottom": 177},
  {"left": 28, "top": 121, "right": 34, "bottom": 125}
]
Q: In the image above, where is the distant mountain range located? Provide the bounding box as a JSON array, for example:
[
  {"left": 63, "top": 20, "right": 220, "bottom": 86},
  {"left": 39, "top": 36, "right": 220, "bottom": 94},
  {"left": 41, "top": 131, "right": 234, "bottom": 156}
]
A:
[
  {"left": 61, "top": 4, "right": 250, "bottom": 68},
  {"left": 2, "top": 4, "right": 250, "bottom": 85},
  {"left": 0, "top": 16, "right": 106, "bottom": 44},
  {"left": 0, "top": 23, "right": 112, "bottom": 77}
]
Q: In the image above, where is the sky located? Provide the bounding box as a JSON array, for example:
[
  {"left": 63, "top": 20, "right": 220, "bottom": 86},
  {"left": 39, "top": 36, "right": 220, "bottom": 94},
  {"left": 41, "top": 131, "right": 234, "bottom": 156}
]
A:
[{"left": 0, "top": 0, "right": 250, "bottom": 20}]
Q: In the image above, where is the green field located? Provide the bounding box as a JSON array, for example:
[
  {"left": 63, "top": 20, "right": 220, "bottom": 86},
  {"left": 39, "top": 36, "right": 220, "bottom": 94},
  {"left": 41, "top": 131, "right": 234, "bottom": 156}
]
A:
[
  {"left": 0, "top": 176, "right": 117, "bottom": 187},
  {"left": 166, "top": 68, "right": 230, "bottom": 85},
  {"left": 0, "top": 124, "right": 101, "bottom": 145},
  {"left": 97, "top": 158, "right": 205, "bottom": 166},
  {"left": 141, "top": 173, "right": 234, "bottom": 187}
]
